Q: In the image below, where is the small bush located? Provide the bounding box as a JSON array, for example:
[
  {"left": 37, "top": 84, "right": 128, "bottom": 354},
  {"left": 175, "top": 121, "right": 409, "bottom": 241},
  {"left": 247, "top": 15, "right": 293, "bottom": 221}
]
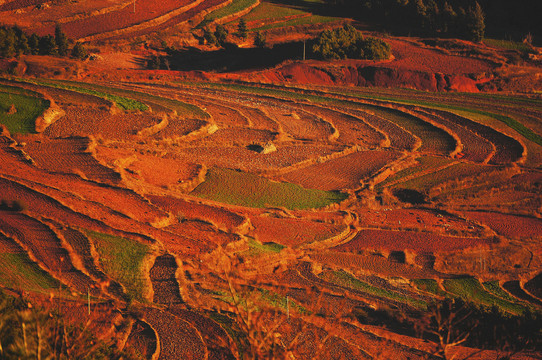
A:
[{"left": 312, "top": 24, "right": 391, "bottom": 60}]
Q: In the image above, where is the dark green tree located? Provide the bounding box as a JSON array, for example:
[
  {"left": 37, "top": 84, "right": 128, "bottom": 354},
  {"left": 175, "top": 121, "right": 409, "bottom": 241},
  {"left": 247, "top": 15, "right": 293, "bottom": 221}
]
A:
[
  {"left": 71, "top": 41, "right": 88, "bottom": 59},
  {"left": 214, "top": 24, "right": 228, "bottom": 47},
  {"left": 39, "top": 34, "right": 57, "bottom": 55},
  {"left": 28, "top": 33, "right": 40, "bottom": 55},
  {"left": 253, "top": 31, "right": 266, "bottom": 48},
  {"left": 0, "top": 28, "right": 17, "bottom": 58},
  {"left": 466, "top": 2, "right": 485, "bottom": 42},
  {"left": 203, "top": 27, "right": 217, "bottom": 46},
  {"left": 237, "top": 18, "right": 248, "bottom": 40},
  {"left": 441, "top": 1, "right": 457, "bottom": 36},
  {"left": 55, "top": 24, "right": 69, "bottom": 56}
]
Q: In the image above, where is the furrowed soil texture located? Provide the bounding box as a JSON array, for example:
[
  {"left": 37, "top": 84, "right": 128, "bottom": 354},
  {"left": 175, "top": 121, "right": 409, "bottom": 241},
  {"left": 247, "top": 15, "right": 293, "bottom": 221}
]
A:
[{"left": 0, "top": 74, "right": 541, "bottom": 360}]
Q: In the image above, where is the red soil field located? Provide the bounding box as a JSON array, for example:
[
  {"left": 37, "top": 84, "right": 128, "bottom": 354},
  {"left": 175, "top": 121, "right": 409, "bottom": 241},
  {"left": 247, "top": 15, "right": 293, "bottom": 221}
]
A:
[
  {"left": 171, "top": 143, "right": 343, "bottom": 173},
  {"left": 126, "top": 320, "right": 158, "bottom": 360},
  {"left": 166, "top": 219, "right": 240, "bottom": 246},
  {"left": 279, "top": 150, "right": 400, "bottom": 191},
  {"left": 152, "top": 117, "right": 208, "bottom": 139},
  {"left": 147, "top": 195, "right": 246, "bottom": 232},
  {"left": 206, "top": 128, "right": 276, "bottom": 145},
  {"left": 415, "top": 109, "right": 494, "bottom": 163},
  {"left": 43, "top": 107, "right": 162, "bottom": 140},
  {"left": 462, "top": 211, "right": 542, "bottom": 239},
  {"left": 0, "top": 210, "right": 97, "bottom": 295},
  {"left": 21, "top": 137, "right": 122, "bottom": 185},
  {"left": 149, "top": 253, "right": 183, "bottom": 305},
  {"left": 250, "top": 215, "right": 345, "bottom": 247},
  {"left": 345, "top": 108, "right": 419, "bottom": 150},
  {"left": 302, "top": 104, "right": 386, "bottom": 147},
  {"left": 382, "top": 38, "right": 495, "bottom": 74},
  {"left": 356, "top": 208, "right": 484, "bottom": 236},
  {"left": 334, "top": 229, "right": 488, "bottom": 253},
  {"left": 123, "top": 153, "right": 202, "bottom": 188},
  {"left": 32, "top": 0, "right": 194, "bottom": 39},
  {"left": 259, "top": 105, "right": 335, "bottom": 141},
  {"left": 144, "top": 307, "right": 207, "bottom": 360}
]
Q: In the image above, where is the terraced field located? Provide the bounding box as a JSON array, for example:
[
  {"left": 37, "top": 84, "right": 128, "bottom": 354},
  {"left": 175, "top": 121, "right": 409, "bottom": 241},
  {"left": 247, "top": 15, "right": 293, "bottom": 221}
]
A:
[{"left": 0, "top": 77, "right": 541, "bottom": 360}]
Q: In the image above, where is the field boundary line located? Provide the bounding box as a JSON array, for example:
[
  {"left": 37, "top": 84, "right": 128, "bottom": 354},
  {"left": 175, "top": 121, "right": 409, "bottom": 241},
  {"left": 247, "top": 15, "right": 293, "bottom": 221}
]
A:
[{"left": 79, "top": 0, "right": 207, "bottom": 42}]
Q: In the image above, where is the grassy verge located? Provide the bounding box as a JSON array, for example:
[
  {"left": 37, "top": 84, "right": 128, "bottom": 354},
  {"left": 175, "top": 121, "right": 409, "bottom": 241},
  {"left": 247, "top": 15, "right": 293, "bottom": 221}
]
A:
[
  {"left": 243, "top": 238, "right": 285, "bottom": 256},
  {"left": 322, "top": 270, "right": 427, "bottom": 309},
  {"left": 0, "top": 252, "right": 60, "bottom": 295},
  {"left": 484, "top": 38, "right": 532, "bottom": 52},
  {"left": 0, "top": 84, "right": 48, "bottom": 134},
  {"left": 411, "top": 279, "right": 447, "bottom": 296},
  {"left": 250, "top": 15, "right": 341, "bottom": 32},
  {"left": 26, "top": 79, "right": 148, "bottom": 111},
  {"left": 85, "top": 231, "right": 150, "bottom": 301},
  {"left": 191, "top": 167, "right": 347, "bottom": 209},
  {"left": 443, "top": 277, "right": 525, "bottom": 315}
]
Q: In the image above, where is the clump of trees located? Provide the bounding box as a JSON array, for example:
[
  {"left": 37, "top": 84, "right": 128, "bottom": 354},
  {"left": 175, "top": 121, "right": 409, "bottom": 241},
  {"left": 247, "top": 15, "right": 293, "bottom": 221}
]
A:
[
  {"left": 312, "top": 25, "right": 391, "bottom": 60},
  {"left": 324, "top": 0, "right": 486, "bottom": 42},
  {"left": 0, "top": 24, "right": 88, "bottom": 59}
]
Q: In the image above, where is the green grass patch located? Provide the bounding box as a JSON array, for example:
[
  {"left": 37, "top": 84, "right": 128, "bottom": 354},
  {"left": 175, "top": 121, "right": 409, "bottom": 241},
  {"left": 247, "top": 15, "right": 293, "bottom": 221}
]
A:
[
  {"left": 191, "top": 167, "right": 347, "bottom": 209},
  {"left": 27, "top": 79, "right": 148, "bottom": 111},
  {"left": 482, "top": 281, "right": 520, "bottom": 303},
  {"left": 443, "top": 277, "right": 525, "bottom": 315},
  {"left": 251, "top": 15, "right": 341, "bottom": 32},
  {"left": 411, "top": 279, "right": 447, "bottom": 296},
  {"left": 198, "top": 0, "right": 258, "bottom": 28},
  {"left": 243, "top": 238, "right": 285, "bottom": 256},
  {"left": 0, "top": 84, "right": 47, "bottom": 134},
  {"left": 322, "top": 270, "right": 426, "bottom": 309},
  {"left": 240, "top": 2, "right": 307, "bottom": 23},
  {"left": 484, "top": 38, "right": 532, "bottom": 52},
  {"left": 0, "top": 252, "right": 60, "bottom": 295},
  {"left": 85, "top": 231, "right": 150, "bottom": 301}
]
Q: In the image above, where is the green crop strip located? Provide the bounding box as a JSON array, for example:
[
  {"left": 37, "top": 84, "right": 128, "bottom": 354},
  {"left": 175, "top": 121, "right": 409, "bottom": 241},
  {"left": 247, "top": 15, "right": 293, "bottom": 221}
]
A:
[
  {"left": 25, "top": 79, "right": 148, "bottom": 111},
  {"left": 443, "top": 277, "right": 525, "bottom": 315},
  {"left": 191, "top": 167, "right": 347, "bottom": 209},
  {"left": 198, "top": 0, "right": 258, "bottom": 28},
  {"left": 0, "top": 84, "right": 47, "bottom": 134},
  {"left": 411, "top": 279, "right": 447, "bottom": 296},
  {"left": 85, "top": 231, "right": 150, "bottom": 301},
  {"left": 322, "top": 270, "right": 427, "bottom": 309},
  {"left": 0, "top": 252, "right": 60, "bottom": 295},
  {"left": 244, "top": 238, "right": 285, "bottom": 256}
]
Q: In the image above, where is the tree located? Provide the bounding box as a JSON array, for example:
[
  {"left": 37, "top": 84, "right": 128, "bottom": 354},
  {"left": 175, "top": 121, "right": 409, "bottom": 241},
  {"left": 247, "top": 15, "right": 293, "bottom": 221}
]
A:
[
  {"left": 203, "top": 27, "right": 217, "bottom": 46},
  {"left": 237, "top": 18, "right": 248, "bottom": 40},
  {"left": 28, "top": 34, "right": 40, "bottom": 55},
  {"left": 71, "top": 42, "right": 88, "bottom": 59},
  {"left": 0, "top": 28, "right": 17, "bottom": 58},
  {"left": 39, "top": 35, "right": 57, "bottom": 55},
  {"left": 214, "top": 24, "right": 228, "bottom": 47},
  {"left": 253, "top": 31, "right": 266, "bottom": 48},
  {"left": 466, "top": 2, "right": 485, "bottom": 42},
  {"left": 441, "top": 2, "right": 457, "bottom": 36},
  {"left": 54, "top": 24, "right": 69, "bottom": 56}
]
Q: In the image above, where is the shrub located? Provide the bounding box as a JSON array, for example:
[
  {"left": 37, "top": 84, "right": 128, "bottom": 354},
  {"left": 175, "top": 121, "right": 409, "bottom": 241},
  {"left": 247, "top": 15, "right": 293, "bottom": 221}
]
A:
[
  {"left": 312, "top": 24, "right": 391, "bottom": 60},
  {"left": 253, "top": 31, "right": 266, "bottom": 48}
]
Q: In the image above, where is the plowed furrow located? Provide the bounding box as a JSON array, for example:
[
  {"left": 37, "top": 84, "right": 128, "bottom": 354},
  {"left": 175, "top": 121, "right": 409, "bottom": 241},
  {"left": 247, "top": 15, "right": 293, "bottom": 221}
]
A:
[
  {"left": 168, "top": 308, "right": 236, "bottom": 360},
  {"left": 0, "top": 210, "right": 96, "bottom": 295},
  {"left": 302, "top": 105, "right": 386, "bottom": 147},
  {"left": 430, "top": 110, "right": 524, "bottom": 164},
  {"left": 145, "top": 307, "right": 207, "bottom": 360},
  {"left": 127, "top": 319, "right": 159, "bottom": 360},
  {"left": 23, "top": 137, "right": 122, "bottom": 185},
  {"left": 150, "top": 254, "right": 183, "bottom": 305}
]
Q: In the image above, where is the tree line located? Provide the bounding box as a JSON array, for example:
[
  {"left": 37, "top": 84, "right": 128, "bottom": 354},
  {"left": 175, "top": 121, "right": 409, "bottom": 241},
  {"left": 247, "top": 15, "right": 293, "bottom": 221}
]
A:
[
  {"left": 324, "top": 0, "right": 488, "bottom": 42},
  {"left": 0, "top": 25, "right": 87, "bottom": 59}
]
